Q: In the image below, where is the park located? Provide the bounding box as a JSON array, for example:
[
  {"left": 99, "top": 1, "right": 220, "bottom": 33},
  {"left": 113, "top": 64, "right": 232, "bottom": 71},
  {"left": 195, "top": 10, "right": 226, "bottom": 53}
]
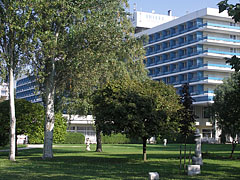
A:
[
  {"left": 0, "top": 143, "right": 240, "bottom": 179},
  {"left": 1, "top": 0, "right": 240, "bottom": 179}
]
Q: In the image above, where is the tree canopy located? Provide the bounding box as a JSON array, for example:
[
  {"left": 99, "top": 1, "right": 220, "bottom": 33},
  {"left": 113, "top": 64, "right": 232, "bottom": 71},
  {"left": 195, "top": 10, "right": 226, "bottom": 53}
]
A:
[
  {"left": 213, "top": 72, "right": 240, "bottom": 158},
  {"left": 92, "top": 78, "right": 182, "bottom": 161},
  {"left": 24, "top": 0, "right": 147, "bottom": 159},
  {"left": 178, "top": 83, "right": 196, "bottom": 144},
  {"left": 0, "top": 0, "right": 35, "bottom": 161}
]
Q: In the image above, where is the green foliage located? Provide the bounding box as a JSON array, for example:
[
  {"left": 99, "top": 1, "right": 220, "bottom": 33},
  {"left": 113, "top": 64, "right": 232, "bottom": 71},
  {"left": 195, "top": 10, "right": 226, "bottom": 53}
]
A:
[
  {"left": 213, "top": 72, "right": 240, "bottom": 157},
  {"left": 93, "top": 78, "right": 181, "bottom": 139},
  {"left": 101, "top": 133, "right": 141, "bottom": 144},
  {"left": 28, "top": 112, "right": 67, "bottom": 144},
  {"left": 0, "top": 99, "right": 44, "bottom": 146},
  {"left": 156, "top": 133, "right": 195, "bottom": 144},
  {"left": 0, "top": 99, "right": 67, "bottom": 145},
  {"left": 93, "top": 77, "right": 182, "bottom": 158},
  {"left": 63, "top": 132, "right": 85, "bottom": 144},
  {"left": 178, "top": 83, "right": 196, "bottom": 143},
  {"left": 53, "top": 113, "right": 67, "bottom": 144}
]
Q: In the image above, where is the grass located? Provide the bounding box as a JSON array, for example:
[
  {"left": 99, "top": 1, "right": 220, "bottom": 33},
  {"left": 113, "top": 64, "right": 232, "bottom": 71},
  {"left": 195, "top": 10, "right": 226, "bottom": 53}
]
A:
[{"left": 0, "top": 144, "right": 239, "bottom": 180}]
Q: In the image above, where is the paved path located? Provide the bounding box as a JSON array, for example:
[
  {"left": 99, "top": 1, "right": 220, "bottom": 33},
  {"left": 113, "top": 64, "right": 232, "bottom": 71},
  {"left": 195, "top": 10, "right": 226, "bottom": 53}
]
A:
[
  {"left": 0, "top": 144, "right": 43, "bottom": 152},
  {"left": 0, "top": 144, "right": 83, "bottom": 152}
]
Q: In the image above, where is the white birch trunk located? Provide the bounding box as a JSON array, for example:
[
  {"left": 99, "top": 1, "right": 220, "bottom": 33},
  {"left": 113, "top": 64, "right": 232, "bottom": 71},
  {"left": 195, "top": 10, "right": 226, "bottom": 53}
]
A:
[
  {"left": 9, "top": 67, "right": 16, "bottom": 161},
  {"left": 42, "top": 61, "right": 55, "bottom": 159}
]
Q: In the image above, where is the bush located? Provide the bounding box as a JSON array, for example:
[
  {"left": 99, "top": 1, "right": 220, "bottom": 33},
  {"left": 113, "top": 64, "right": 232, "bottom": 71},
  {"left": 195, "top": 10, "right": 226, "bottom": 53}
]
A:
[
  {"left": 64, "top": 132, "right": 85, "bottom": 144},
  {"left": 102, "top": 133, "right": 142, "bottom": 144},
  {"left": 28, "top": 112, "right": 67, "bottom": 144},
  {"left": 156, "top": 133, "right": 195, "bottom": 144}
]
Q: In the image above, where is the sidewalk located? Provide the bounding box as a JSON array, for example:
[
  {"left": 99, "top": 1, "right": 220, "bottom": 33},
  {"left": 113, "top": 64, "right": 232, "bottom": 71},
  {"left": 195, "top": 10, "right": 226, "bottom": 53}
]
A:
[
  {"left": 0, "top": 144, "right": 82, "bottom": 152},
  {"left": 0, "top": 144, "right": 43, "bottom": 152}
]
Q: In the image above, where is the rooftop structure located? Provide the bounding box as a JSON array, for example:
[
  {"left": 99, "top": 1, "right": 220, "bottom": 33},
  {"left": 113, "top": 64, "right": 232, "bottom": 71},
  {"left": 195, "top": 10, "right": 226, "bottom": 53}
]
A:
[{"left": 131, "top": 10, "right": 178, "bottom": 33}]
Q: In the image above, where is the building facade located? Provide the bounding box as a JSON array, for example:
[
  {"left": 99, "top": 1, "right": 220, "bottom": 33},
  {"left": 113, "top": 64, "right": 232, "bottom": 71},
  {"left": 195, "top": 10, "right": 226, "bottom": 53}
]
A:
[
  {"left": 0, "top": 82, "right": 9, "bottom": 101},
  {"left": 16, "top": 75, "right": 96, "bottom": 142},
  {"left": 63, "top": 115, "right": 96, "bottom": 143},
  {"left": 137, "top": 8, "right": 239, "bottom": 141},
  {"left": 16, "top": 75, "right": 42, "bottom": 103}
]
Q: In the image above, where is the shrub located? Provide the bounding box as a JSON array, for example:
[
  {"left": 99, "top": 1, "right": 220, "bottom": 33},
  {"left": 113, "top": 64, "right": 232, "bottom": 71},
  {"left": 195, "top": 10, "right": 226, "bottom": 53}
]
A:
[
  {"left": 156, "top": 133, "right": 195, "bottom": 144},
  {"left": 102, "top": 133, "right": 141, "bottom": 144},
  {"left": 28, "top": 112, "right": 67, "bottom": 144},
  {"left": 64, "top": 132, "right": 85, "bottom": 144}
]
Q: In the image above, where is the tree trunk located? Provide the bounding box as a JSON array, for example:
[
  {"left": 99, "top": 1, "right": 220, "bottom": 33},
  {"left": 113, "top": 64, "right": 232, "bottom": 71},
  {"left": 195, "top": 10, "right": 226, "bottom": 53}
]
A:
[
  {"left": 143, "top": 137, "right": 147, "bottom": 161},
  {"left": 42, "top": 61, "right": 55, "bottom": 159},
  {"left": 9, "top": 67, "right": 16, "bottom": 161},
  {"left": 230, "top": 140, "right": 237, "bottom": 159},
  {"left": 96, "top": 128, "right": 102, "bottom": 152}
]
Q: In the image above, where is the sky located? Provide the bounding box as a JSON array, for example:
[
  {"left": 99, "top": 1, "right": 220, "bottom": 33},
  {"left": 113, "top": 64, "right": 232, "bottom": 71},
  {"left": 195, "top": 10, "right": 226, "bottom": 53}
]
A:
[{"left": 128, "top": 0, "right": 240, "bottom": 17}]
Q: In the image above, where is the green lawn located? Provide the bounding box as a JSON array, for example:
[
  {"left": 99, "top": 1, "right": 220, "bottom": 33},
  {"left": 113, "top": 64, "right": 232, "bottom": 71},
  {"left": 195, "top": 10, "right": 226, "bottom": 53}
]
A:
[{"left": 0, "top": 144, "right": 239, "bottom": 180}]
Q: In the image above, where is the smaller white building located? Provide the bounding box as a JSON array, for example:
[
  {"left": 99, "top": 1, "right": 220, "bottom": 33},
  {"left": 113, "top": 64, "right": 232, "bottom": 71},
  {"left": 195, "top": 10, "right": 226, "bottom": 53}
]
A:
[
  {"left": 131, "top": 10, "right": 178, "bottom": 33},
  {"left": 0, "top": 82, "right": 9, "bottom": 101},
  {"left": 63, "top": 114, "right": 96, "bottom": 143}
]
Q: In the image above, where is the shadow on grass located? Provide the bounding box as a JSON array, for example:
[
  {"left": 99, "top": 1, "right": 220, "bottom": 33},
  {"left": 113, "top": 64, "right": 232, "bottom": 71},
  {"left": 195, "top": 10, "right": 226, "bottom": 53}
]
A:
[{"left": 0, "top": 144, "right": 240, "bottom": 180}]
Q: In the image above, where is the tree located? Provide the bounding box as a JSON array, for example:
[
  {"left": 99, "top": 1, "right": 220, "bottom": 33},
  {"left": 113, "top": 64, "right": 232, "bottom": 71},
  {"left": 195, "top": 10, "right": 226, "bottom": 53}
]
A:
[
  {"left": 178, "top": 83, "right": 196, "bottom": 145},
  {"left": 0, "top": 99, "right": 67, "bottom": 146},
  {"left": 93, "top": 78, "right": 181, "bottom": 161},
  {"left": 218, "top": 0, "right": 240, "bottom": 72},
  {"left": 0, "top": 1, "right": 34, "bottom": 161},
  {"left": 27, "top": 0, "right": 148, "bottom": 159},
  {"left": 212, "top": 73, "right": 240, "bottom": 158},
  {"left": 50, "top": 0, "right": 148, "bottom": 152}
]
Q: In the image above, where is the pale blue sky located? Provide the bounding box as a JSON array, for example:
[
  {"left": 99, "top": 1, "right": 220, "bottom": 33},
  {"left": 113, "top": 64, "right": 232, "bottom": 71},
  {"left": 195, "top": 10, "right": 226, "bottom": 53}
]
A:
[{"left": 128, "top": 0, "right": 239, "bottom": 17}]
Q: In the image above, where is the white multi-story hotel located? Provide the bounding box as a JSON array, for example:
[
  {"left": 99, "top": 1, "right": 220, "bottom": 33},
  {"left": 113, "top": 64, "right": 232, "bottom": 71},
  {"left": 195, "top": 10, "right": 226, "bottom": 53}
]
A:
[{"left": 136, "top": 8, "right": 239, "bottom": 141}]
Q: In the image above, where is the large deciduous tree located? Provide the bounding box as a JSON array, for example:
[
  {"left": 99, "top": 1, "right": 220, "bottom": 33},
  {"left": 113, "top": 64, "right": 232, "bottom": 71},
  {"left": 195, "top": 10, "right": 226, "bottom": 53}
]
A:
[
  {"left": 93, "top": 78, "right": 181, "bottom": 161},
  {"left": 0, "top": 1, "right": 34, "bottom": 161},
  {"left": 213, "top": 73, "right": 240, "bottom": 158},
  {"left": 29, "top": 0, "right": 147, "bottom": 158},
  {"left": 51, "top": 0, "right": 147, "bottom": 152}
]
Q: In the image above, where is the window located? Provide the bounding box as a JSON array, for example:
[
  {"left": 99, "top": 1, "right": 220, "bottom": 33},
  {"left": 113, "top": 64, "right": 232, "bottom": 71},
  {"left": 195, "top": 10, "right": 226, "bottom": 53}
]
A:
[
  {"left": 183, "top": 36, "right": 187, "bottom": 43},
  {"left": 203, "top": 107, "right": 210, "bottom": 118},
  {"left": 166, "top": 53, "right": 170, "bottom": 60},
  {"left": 202, "top": 129, "right": 212, "bottom": 138},
  {"left": 230, "top": 35, "right": 236, "bottom": 40},
  {"left": 230, "top": 48, "right": 236, "bottom": 53},
  {"left": 166, "top": 77, "right": 170, "bottom": 83},
  {"left": 183, "top": 49, "right": 187, "bottom": 55},
  {"left": 69, "top": 126, "right": 75, "bottom": 130},
  {"left": 183, "top": 74, "right": 187, "bottom": 81},
  {"left": 192, "top": 72, "right": 197, "bottom": 79},
  {"left": 165, "top": 65, "right": 170, "bottom": 72},
  {"left": 1, "top": 90, "right": 7, "bottom": 95},
  {"left": 183, "top": 61, "right": 187, "bottom": 68},
  {"left": 230, "top": 22, "right": 236, "bottom": 26}
]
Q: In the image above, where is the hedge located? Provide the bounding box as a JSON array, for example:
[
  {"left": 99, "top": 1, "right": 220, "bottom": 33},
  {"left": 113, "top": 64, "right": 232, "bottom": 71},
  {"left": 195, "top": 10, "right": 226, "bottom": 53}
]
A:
[
  {"left": 63, "top": 132, "right": 85, "bottom": 144},
  {"left": 102, "top": 133, "right": 141, "bottom": 144}
]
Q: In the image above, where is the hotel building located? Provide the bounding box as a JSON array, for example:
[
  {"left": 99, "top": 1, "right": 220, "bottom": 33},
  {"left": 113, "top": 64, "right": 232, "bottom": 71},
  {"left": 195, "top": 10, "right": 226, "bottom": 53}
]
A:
[
  {"left": 16, "top": 75, "right": 42, "bottom": 103},
  {"left": 136, "top": 8, "right": 239, "bottom": 141}
]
